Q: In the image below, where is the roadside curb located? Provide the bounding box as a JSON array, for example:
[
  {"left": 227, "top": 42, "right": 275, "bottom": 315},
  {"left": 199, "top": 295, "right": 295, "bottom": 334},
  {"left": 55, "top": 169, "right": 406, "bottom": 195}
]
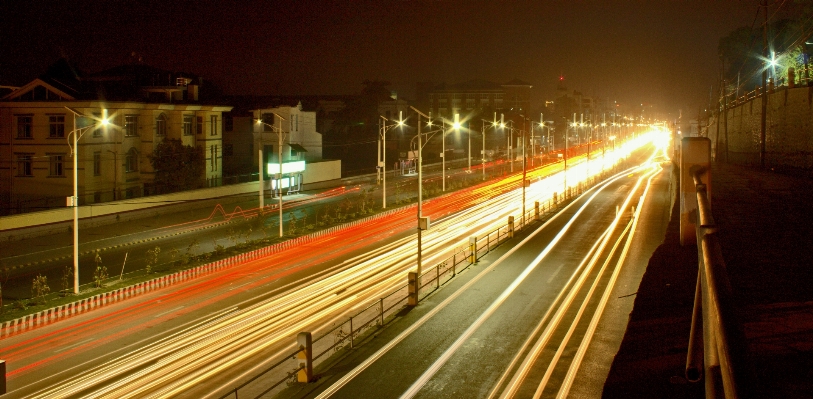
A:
[{"left": 0, "top": 206, "right": 409, "bottom": 340}]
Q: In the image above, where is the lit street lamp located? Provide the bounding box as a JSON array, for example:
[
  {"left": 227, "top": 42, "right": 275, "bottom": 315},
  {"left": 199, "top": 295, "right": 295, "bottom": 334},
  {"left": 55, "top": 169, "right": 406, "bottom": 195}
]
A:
[
  {"left": 255, "top": 113, "right": 287, "bottom": 238},
  {"left": 65, "top": 106, "right": 110, "bottom": 294},
  {"left": 379, "top": 114, "right": 404, "bottom": 208},
  {"left": 408, "top": 106, "right": 449, "bottom": 303}
]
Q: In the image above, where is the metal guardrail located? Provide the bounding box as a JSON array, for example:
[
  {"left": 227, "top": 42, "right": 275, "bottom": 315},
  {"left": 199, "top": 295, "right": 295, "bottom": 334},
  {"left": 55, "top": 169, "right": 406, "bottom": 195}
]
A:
[{"left": 685, "top": 167, "right": 753, "bottom": 398}]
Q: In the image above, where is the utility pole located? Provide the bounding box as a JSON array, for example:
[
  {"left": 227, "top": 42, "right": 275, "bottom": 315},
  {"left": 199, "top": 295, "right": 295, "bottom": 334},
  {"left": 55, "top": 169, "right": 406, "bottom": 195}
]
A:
[
  {"left": 724, "top": 76, "right": 729, "bottom": 163},
  {"left": 760, "top": 0, "right": 768, "bottom": 168}
]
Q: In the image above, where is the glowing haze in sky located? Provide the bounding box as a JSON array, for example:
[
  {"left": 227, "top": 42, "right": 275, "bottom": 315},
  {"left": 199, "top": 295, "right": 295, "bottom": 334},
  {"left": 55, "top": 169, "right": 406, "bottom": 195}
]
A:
[{"left": 0, "top": 0, "right": 785, "bottom": 114}]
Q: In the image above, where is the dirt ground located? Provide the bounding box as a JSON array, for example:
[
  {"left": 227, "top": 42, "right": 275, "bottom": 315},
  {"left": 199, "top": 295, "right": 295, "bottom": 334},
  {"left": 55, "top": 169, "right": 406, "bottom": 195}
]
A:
[{"left": 603, "top": 162, "right": 813, "bottom": 399}]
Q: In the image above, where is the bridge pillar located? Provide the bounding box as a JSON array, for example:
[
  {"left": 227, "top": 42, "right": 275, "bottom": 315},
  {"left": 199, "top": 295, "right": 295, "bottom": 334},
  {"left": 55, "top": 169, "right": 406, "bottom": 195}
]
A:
[
  {"left": 680, "top": 137, "right": 711, "bottom": 246},
  {"left": 296, "top": 332, "right": 313, "bottom": 383}
]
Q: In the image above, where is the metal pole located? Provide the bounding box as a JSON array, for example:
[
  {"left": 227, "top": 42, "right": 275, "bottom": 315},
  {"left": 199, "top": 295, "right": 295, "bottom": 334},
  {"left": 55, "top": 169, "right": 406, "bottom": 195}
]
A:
[
  {"left": 417, "top": 116, "right": 423, "bottom": 281},
  {"left": 468, "top": 122, "right": 471, "bottom": 171},
  {"left": 377, "top": 120, "right": 381, "bottom": 184},
  {"left": 383, "top": 121, "right": 387, "bottom": 208},
  {"left": 442, "top": 118, "right": 445, "bottom": 192},
  {"left": 522, "top": 123, "right": 526, "bottom": 227},
  {"left": 73, "top": 114, "right": 79, "bottom": 294},
  {"left": 278, "top": 114, "right": 284, "bottom": 238},
  {"left": 508, "top": 125, "right": 514, "bottom": 173},
  {"left": 259, "top": 147, "right": 263, "bottom": 212},
  {"left": 482, "top": 120, "right": 486, "bottom": 181}
]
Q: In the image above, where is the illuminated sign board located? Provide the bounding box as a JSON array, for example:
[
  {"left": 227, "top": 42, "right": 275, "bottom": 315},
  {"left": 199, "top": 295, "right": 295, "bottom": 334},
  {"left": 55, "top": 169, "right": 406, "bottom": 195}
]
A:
[{"left": 267, "top": 160, "right": 306, "bottom": 175}]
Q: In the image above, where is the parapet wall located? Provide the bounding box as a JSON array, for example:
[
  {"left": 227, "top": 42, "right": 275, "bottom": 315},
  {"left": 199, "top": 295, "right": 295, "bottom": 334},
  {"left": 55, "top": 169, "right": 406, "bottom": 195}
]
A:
[{"left": 708, "top": 86, "right": 813, "bottom": 170}]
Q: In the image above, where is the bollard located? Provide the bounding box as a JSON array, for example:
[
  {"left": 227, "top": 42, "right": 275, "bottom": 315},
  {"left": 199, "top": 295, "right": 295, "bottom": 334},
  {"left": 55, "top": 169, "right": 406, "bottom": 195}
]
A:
[
  {"left": 508, "top": 216, "right": 515, "bottom": 238},
  {"left": 534, "top": 201, "right": 540, "bottom": 220},
  {"left": 296, "top": 332, "right": 313, "bottom": 383},
  {"left": 407, "top": 271, "right": 419, "bottom": 306},
  {"left": 469, "top": 236, "right": 477, "bottom": 263}
]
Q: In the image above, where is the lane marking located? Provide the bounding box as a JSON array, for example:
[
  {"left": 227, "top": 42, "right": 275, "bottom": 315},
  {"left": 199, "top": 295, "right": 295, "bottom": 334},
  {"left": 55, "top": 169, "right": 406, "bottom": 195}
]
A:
[
  {"left": 53, "top": 338, "right": 95, "bottom": 354},
  {"left": 154, "top": 306, "right": 185, "bottom": 318}
]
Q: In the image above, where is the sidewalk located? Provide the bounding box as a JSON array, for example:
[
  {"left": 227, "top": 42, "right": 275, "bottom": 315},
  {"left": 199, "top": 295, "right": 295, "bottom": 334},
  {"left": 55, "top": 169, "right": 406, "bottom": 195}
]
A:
[{"left": 603, "top": 162, "right": 813, "bottom": 398}]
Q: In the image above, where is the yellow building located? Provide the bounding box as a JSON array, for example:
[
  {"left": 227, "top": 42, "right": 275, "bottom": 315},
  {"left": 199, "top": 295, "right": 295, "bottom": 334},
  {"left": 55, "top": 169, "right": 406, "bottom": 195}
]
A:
[{"left": 0, "top": 61, "right": 232, "bottom": 215}]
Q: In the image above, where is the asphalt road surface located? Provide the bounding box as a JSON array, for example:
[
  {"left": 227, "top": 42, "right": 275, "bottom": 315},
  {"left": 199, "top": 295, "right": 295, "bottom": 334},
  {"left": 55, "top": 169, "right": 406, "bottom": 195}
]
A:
[
  {"left": 0, "top": 134, "right": 663, "bottom": 398},
  {"left": 280, "top": 148, "right": 671, "bottom": 399}
]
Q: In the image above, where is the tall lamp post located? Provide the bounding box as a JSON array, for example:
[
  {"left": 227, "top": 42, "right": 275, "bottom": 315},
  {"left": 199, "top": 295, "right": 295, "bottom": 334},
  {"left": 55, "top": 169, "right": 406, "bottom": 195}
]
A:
[
  {"left": 440, "top": 114, "right": 459, "bottom": 192},
  {"left": 408, "top": 106, "right": 447, "bottom": 303},
  {"left": 480, "top": 119, "right": 494, "bottom": 181},
  {"left": 379, "top": 114, "right": 404, "bottom": 208},
  {"left": 255, "top": 113, "right": 287, "bottom": 237},
  {"left": 65, "top": 107, "right": 109, "bottom": 294}
]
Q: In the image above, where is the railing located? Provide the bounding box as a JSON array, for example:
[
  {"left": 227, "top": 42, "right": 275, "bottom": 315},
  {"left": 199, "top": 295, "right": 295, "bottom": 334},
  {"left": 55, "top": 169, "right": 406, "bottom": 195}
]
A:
[
  {"left": 685, "top": 168, "right": 753, "bottom": 398},
  {"left": 216, "top": 190, "right": 584, "bottom": 399}
]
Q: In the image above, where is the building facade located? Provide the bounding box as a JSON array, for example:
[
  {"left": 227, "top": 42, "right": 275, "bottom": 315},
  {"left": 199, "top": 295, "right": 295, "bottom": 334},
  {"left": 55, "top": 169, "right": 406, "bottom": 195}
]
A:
[{"left": 0, "top": 61, "right": 231, "bottom": 215}]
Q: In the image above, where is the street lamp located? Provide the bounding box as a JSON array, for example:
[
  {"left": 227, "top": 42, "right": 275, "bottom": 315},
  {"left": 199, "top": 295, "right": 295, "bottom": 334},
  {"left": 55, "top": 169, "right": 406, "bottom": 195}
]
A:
[
  {"left": 408, "top": 106, "right": 449, "bottom": 304},
  {"left": 65, "top": 106, "right": 110, "bottom": 294},
  {"left": 480, "top": 119, "right": 496, "bottom": 181},
  {"left": 255, "top": 113, "right": 287, "bottom": 238},
  {"left": 379, "top": 113, "right": 404, "bottom": 208}
]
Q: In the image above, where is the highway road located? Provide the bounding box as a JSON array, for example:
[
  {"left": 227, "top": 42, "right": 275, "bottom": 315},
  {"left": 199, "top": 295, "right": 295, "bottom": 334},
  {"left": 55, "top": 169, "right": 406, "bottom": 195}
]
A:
[
  {"left": 0, "top": 131, "right": 664, "bottom": 398},
  {"left": 281, "top": 143, "right": 672, "bottom": 399}
]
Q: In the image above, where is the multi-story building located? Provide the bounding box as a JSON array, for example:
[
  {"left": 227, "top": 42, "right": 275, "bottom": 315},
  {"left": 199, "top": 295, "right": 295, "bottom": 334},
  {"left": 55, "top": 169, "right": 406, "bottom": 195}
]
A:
[
  {"left": 422, "top": 79, "right": 533, "bottom": 119},
  {"left": 0, "top": 60, "right": 232, "bottom": 215}
]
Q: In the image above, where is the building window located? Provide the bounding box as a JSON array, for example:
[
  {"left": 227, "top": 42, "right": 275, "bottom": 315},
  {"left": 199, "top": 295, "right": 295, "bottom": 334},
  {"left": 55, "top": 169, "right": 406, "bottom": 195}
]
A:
[
  {"left": 94, "top": 191, "right": 102, "bottom": 203},
  {"left": 49, "top": 154, "right": 65, "bottom": 177},
  {"left": 210, "top": 145, "right": 218, "bottom": 171},
  {"left": 17, "top": 154, "right": 33, "bottom": 176},
  {"left": 210, "top": 115, "right": 218, "bottom": 136},
  {"left": 223, "top": 143, "right": 233, "bottom": 156},
  {"left": 125, "top": 115, "right": 138, "bottom": 137},
  {"left": 183, "top": 115, "right": 193, "bottom": 136},
  {"left": 125, "top": 148, "right": 139, "bottom": 173},
  {"left": 196, "top": 116, "right": 203, "bottom": 135},
  {"left": 156, "top": 114, "right": 167, "bottom": 136},
  {"left": 49, "top": 115, "right": 65, "bottom": 138},
  {"left": 17, "top": 115, "right": 33, "bottom": 139},
  {"left": 93, "top": 152, "right": 102, "bottom": 176}
]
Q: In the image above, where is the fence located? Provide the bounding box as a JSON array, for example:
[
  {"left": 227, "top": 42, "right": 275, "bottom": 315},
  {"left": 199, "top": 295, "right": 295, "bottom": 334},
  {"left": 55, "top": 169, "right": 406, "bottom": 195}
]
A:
[{"left": 684, "top": 167, "right": 753, "bottom": 398}]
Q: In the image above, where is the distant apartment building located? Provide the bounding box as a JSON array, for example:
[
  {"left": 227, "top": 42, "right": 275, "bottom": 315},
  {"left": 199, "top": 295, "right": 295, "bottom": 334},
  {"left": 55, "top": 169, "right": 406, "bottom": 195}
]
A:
[
  {"left": 221, "top": 96, "right": 339, "bottom": 193},
  {"left": 0, "top": 59, "right": 232, "bottom": 215},
  {"left": 421, "top": 79, "right": 533, "bottom": 119}
]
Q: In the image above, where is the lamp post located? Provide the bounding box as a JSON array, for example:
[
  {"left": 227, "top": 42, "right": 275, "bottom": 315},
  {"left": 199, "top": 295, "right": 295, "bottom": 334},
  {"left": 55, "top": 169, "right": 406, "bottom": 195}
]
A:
[
  {"left": 65, "top": 106, "right": 109, "bottom": 294},
  {"left": 379, "top": 114, "right": 404, "bottom": 208},
  {"left": 255, "top": 113, "right": 287, "bottom": 237},
  {"left": 408, "top": 106, "right": 448, "bottom": 299},
  {"left": 480, "top": 119, "right": 494, "bottom": 181},
  {"left": 440, "top": 114, "right": 459, "bottom": 192}
]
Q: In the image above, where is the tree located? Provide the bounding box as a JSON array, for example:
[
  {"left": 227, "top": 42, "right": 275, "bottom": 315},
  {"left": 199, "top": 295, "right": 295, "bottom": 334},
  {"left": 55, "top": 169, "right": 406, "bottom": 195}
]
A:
[
  {"left": 94, "top": 251, "right": 109, "bottom": 288},
  {"left": 31, "top": 274, "right": 50, "bottom": 305},
  {"left": 148, "top": 138, "right": 205, "bottom": 194}
]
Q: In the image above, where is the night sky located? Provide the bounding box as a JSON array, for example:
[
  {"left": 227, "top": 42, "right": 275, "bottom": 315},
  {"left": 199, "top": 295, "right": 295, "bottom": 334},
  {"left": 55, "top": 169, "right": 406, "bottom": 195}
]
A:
[{"left": 0, "top": 1, "right": 784, "bottom": 115}]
